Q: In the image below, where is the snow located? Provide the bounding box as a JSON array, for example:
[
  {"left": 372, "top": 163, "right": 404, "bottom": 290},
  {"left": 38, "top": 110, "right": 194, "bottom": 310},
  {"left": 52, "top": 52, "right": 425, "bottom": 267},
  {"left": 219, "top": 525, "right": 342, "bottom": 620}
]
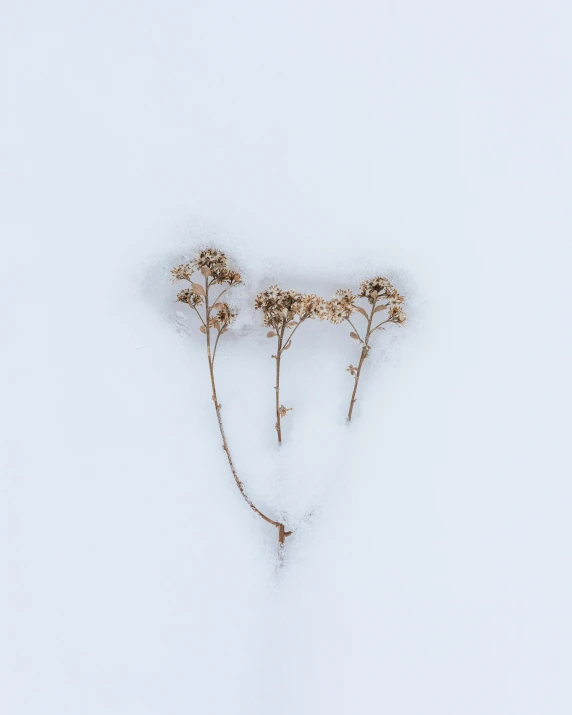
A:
[{"left": 2, "top": 1, "right": 571, "bottom": 713}]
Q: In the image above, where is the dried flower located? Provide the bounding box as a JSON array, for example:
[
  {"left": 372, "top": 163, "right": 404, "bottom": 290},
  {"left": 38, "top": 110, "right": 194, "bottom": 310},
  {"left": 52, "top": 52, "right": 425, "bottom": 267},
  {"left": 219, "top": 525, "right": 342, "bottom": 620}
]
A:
[
  {"left": 359, "top": 276, "right": 404, "bottom": 305},
  {"left": 388, "top": 304, "right": 406, "bottom": 324},
  {"left": 192, "top": 248, "right": 228, "bottom": 271},
  {"left": 299, "top": 294, "right": 327, "bottom": 320},
  {"left": 176, "top": 248, "right": 243, "bottom": 285},
  {"left": 255, "top": 286, "right": 327, "bottom": 329},
  {"left": 326, "top": 289, "right": 356, "bottom": 324},
  {"left": 215, "top": 302, "right": 236, "bottom": 327},
  {"left": 278, "top": 406, "right": 293, "bottom": 417},
  {"left": 176, "top": 287, "right": 204, "bottom": 307},
  {"left": 171, "top": 263, "right": 193, "bottom": 283}
]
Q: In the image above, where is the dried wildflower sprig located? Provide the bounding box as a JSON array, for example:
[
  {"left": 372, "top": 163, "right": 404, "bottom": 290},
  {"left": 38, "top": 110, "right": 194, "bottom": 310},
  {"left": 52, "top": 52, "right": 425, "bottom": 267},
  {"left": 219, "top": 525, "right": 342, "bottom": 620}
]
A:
[
  {"left": 255, "top": 286, "right": 327, "bottom": 444},
  {"left": 326, "top": 277, "right": 406, "bottom": 421},
  {"left": 172, "top": 249, "right": 292, "bottom": 544}
]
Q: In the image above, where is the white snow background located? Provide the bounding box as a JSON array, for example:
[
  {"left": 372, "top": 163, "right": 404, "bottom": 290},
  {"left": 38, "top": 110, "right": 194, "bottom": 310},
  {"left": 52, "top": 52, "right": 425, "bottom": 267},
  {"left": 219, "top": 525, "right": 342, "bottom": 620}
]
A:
[{"left": 1, "top": 1, "right": 571, "bottom": 713}]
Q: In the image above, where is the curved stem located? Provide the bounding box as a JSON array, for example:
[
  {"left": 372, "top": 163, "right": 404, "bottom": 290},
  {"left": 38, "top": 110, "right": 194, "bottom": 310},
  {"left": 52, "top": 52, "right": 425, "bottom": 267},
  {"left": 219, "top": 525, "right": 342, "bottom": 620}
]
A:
[
  {"left": 211, "top": 286, "right": 229, "bottom": 307},
  {"left": 370, "top": 318, "right": 391, "bottom": 334},
  {"left": 203, "top": 277, "right": 291, "bottom": 543}
]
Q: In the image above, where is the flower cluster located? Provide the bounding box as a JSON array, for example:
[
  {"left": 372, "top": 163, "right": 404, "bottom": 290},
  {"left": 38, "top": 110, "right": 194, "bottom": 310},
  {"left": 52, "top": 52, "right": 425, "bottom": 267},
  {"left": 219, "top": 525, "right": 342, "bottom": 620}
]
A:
[
  {"left": 171, "top": 263, "right": 193, "bottom": 283},
  {"left": 210, "top": 267, "right": 241, "bottom": 285},
  {"left": 171, "top": 248, "right": 242, "bottom": 287},
  {"left": 192, "top": 248, "right": 228, "bottom": 271},
  {"left": 212, "top": 303, "right": 236, "bottom": 329},
  {"left": 326, "top": 289, "right": 356, "bottom": 324},
  {"left": 301, "top": 294, "right": 328, "bottom": 320},
  {"left": 255, "top": 286, "right": 327, "bottom": 329},
  {"left": 176, "top": 287, "right": 204, "bottom": 307},
  {"left": 359, "top": 277, "right": 404, "bottom": 305},
  {"left": 194, "top": 248, "right": 242, "bottom": 285},
  {"left": 388, "top": 304, "right": 406, "bottom": 324}
]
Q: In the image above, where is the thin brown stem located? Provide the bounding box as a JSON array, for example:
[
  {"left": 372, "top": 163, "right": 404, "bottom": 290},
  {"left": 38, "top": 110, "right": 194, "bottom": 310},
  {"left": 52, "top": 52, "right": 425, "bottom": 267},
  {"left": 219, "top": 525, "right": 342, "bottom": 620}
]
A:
[
  {"left": 279, "top": 317, "right": 303, "bottom": 354},
  {"left": 274, "top": 316, "right": 306, "bottom": 443},
  {"left": 211, "top": 328, "right": 222, "bottom": 364},
  {"left": 190, "top": 304, "right": 207, "bottom": 328},
  {"left": 370, "top": 318, "right": 391, "bottom": 333},
  {"left": 203, "top": 276, "right": 291, "bottom": 543},
  {"left": 346, "top": 318, "right": 364, "bottom": 343},
  {"left": 211, "top": 286, "right": 229, "bottom": 307},
  {"left": 347, "top": 296, "right": 378, "bottom": 421},
  {"left": 274, "top": 321, "right": 287, "bottom": 444}
]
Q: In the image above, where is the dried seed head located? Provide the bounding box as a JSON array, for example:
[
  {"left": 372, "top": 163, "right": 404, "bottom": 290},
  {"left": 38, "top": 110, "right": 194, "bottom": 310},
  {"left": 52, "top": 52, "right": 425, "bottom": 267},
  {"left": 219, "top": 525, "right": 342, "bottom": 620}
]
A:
[
  {"left": 192, "top": 248, "right": 228, "bottom": 271},
  {"left": 278, "top": 405, "right": 293, "bottom": 417},
  {"left": 171, "top": 263, "right": 193, "bottom": 283},
  {"left": 388, "top": 304, "right": 406, "bottom": 324},
  {"left": 359, "top": 277, "right": 404, "bottom": 305},
  {"left": 188, "top": 248, "right": 243, "bottom": 285},
  {"left": 215, "top": 302, "right": 236, "bottom": 327},
  {"left": 211, "top": 267, "right": 242, "bottom": 285},
  {"left": 255, "top": 286, "right": 325, "bottom": 329},
  {"left": 386, "top": 287, "right": 404, "bottom": 305},
  {"left": 326, "top": 289, "right": 356, "bottom": 324},
  {"left": 176, "top": 288, "right": 204, "bottom": 307},
  {"left": 256, "top": 285, "right": 281, "bottom": 305},
  {"left": 299, "top": 294, "right": 327, "bottom": 320}
]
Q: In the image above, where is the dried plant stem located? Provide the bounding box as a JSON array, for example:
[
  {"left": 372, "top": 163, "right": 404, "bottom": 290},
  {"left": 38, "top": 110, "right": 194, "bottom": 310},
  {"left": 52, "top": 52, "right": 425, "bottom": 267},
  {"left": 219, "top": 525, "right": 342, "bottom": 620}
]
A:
[
  {"left": 202, "top": 277, "right": 291, "bottom": 544},
  {"left": 347, "top": 348, "right": 367, "bottom": 421},
  {"left": 274, "top": 323, "right": 286, "bottom": 444},
  {"left": 273, "top": 317, "right": 305, "bottom": 444},
  {"left": 347, "top": 296, "right": 378, "bottom": 421},
  {"left": 275, "top": 344, "right": 282, "bottom": 444}
]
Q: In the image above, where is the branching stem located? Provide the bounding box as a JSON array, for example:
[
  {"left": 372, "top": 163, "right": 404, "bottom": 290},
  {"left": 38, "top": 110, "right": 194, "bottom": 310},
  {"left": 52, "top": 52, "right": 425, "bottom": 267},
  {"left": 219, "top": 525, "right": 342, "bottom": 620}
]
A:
[
  {"left": 370, "top": 318, "right": 390, "bottom": 334},
  {"left": 280, "top": 317, "right": 304, "bottom": 353}
]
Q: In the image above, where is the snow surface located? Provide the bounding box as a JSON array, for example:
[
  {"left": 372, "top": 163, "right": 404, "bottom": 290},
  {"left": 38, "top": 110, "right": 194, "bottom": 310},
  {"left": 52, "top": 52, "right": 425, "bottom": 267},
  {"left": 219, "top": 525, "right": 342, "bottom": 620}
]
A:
[{"left": 2, "top": 1, "right": 572, "bottom": 713}]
